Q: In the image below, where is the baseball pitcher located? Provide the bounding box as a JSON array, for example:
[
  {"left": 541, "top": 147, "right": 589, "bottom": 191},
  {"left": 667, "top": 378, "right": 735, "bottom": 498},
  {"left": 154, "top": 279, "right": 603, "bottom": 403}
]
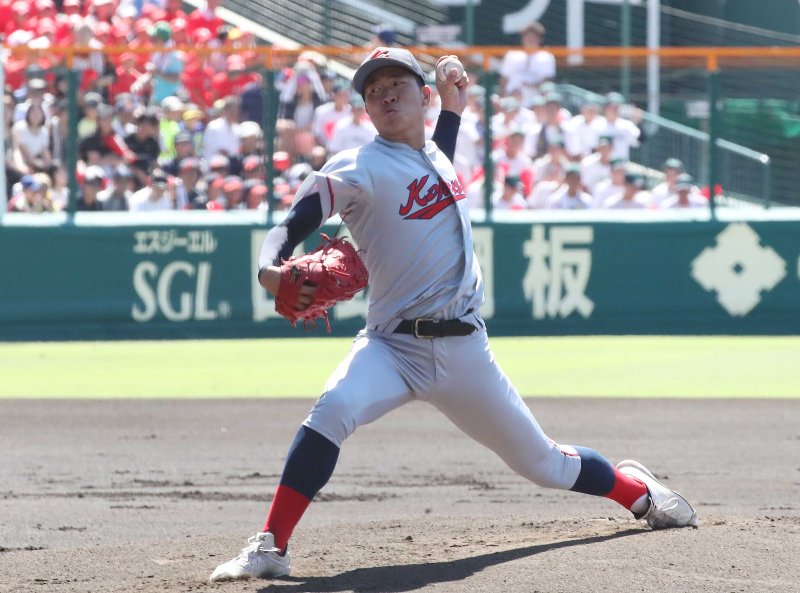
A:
[{"left": 210, "top": 48, "right": 698, "bottom": 582}]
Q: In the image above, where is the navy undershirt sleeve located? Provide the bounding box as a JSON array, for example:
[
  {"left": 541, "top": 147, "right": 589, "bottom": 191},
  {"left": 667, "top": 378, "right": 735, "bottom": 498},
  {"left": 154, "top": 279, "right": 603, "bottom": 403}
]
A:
[
  {"left": 432, "top": 110, "right": 461, "bottom": 163},
  {"left": 257, "top": 193, "right": 323, "bottom": 274}
]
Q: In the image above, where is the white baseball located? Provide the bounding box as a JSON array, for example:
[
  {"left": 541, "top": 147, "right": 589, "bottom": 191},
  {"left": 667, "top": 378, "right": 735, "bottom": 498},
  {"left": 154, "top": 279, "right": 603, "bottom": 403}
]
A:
[{"left": 436, "top": 57, "right": 464, "bottom": 82}]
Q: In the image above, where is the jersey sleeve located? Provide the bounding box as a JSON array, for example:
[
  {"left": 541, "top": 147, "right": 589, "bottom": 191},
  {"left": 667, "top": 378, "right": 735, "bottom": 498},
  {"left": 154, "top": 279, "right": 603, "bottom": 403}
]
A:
[{"left": 291, "top": 149, "right": 367, "bottom": 221}]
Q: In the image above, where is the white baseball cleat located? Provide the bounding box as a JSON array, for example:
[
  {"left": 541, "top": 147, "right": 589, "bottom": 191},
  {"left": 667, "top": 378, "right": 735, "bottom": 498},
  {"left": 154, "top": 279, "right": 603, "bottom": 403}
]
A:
[
  {"left": 209, "top": 532, "right": 291, "bottom": 582},
  {"left": 617, "top": 459, "right": 699, "bottom": 529}
]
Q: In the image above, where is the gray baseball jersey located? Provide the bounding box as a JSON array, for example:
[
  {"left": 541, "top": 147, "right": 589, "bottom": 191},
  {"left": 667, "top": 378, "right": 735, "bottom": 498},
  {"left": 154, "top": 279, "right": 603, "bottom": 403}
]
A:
[
  {"left": 292, "top": 135, "right": 484, "bottom": 330},
  {"left": 295, "top": 134, "right": 581, "bottom": 493}
]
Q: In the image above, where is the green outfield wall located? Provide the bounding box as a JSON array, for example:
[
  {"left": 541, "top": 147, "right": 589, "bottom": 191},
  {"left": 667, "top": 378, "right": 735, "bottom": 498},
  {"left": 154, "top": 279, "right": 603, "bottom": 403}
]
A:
[{"left": 2, "top": 210, "right": 799, "bottom": 340}]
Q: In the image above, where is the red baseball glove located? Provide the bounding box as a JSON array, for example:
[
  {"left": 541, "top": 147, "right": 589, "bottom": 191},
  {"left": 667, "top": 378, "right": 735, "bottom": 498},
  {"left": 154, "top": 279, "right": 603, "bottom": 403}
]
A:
[{"left": 275, "top": 234, "right": 369, "bottom": 332}]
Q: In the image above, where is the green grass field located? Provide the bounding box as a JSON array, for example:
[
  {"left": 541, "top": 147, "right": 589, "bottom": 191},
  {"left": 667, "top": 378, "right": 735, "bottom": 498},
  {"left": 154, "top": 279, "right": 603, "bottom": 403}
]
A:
[{"left": 1, "top": 336, "right": 796, "bottom": 398}]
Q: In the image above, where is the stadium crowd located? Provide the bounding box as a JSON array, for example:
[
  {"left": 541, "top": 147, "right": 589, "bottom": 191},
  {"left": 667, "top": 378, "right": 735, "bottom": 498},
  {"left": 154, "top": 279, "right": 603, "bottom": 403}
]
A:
[{"left": 2, "top": 1, "right": 707, "bottom": 213}]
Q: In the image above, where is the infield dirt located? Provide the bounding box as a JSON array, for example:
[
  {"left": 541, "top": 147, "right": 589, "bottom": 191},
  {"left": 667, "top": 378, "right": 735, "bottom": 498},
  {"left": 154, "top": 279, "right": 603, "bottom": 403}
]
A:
[{"left": 1, "top": 398, "right": 798, "bottom": 593}]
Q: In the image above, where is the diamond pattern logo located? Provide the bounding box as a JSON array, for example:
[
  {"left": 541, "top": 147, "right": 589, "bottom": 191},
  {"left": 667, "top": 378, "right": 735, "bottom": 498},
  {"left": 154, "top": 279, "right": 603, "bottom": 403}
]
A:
[{"left": 691, "top": 223, "right": 786, "bottom": 316}]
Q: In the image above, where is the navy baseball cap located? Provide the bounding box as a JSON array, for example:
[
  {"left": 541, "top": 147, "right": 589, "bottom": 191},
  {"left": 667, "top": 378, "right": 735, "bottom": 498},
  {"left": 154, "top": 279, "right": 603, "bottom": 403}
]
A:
[{"left": 352, "top": 47, "right": 426, "bottom": 95}]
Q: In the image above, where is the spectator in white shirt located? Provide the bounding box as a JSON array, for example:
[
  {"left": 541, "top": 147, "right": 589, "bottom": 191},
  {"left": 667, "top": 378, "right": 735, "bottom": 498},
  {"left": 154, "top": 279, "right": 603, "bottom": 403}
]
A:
[
  {"left": 564, "top": 100, "right": 607, "bottom": 159},
  {"left": 592, "top": 159, "right": 627, "bottom": 208},
  {"left": 604, "top": 172, "right": 651, "bottom": 209},
  {"left": 532, "top": 136, "right": 567, "bottom": 183},
  {"left": 661, "top": 174, "right": 708, "bottom": 209},
  {"left": 203, "top": 96, "right": 241, "bottom": 160},
  {"left": 526, "top": 92, "right": 568, "bottom": 158},
  {"left": 466, "top": 170, "right": 503, "bottom": 211},
  {"left": 600, "top": 92, "right": 641, "bottom": 161},
  {"left": 11, "top": 102, "right": 51, "bottom": 176},
  {"left": 455, "top": 113, "right": 483, "bottom": 183},
  {"left": 526, "top": 161, "right": 564, "bottom": 209},
  {"left": 499, "top": 21, "right": 556, "bottom": 105},
  {"left": 493, "top": 174, "right": 528, "bottom": 210},
  {"left": 312, "top": 79, "right": 352, "bottom": 150},
  {"left": 13, "top": 77, "right": 51, "bottom": 124},
  {"left": 328, "top": 94, "right": 377, "bottom": 154},
  {"left": 650, "top": 158, "right": 685, "bottom": 206},
  {"left": 490, "top": 96, "right": 536, "bottom": 149},
  {"left": 462, "top": 84, "right": 486, "bottom": 128},
  {"left": 580, "top": 135, "right": 614, "bottom": 194},
  {"left": 547, "top": 164, "right": 592, "bottom": 210},
  {"left": 492, "top": 128, "right": 533, "bottom": 178},
  {"left": 456, "top": 86, "right": 488, "bottom": 183},
  {"left": 129, "top": 169, "right": 174, "bottom": 211}
]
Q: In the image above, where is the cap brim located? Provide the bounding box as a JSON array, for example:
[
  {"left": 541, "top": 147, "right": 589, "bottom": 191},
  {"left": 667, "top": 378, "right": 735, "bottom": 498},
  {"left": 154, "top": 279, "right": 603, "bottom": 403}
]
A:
[{"left": 352, "top": 58, "right": 422, "bottom": 95}]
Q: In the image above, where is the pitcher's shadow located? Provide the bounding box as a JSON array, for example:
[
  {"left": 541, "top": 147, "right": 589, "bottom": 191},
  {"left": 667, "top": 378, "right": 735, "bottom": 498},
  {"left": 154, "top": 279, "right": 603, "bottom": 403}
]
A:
[{"left": 258, "top": 528, "right": 644, "bottom": 593}]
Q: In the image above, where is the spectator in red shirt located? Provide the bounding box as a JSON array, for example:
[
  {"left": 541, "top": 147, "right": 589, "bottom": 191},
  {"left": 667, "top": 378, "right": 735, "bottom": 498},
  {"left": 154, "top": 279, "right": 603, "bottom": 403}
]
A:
[
  {"left": 163, "top": 0, "right": 188, "bottom": 24},
  {"left": 0, "top": 0, "right": 11, "bottom": 33},
  {"left": 113, "top": 3, "right": 138, "bottom": 38},
  {"left": 31, "top": 0, "right": 56, "bottom": 31},
  {"left": 187, "top": 0, "right": 223, "bottom": 38},
  {"left": 210, "top": 54, "right": 258, "bottom": 104},
  {"left": 5, "top": 2, "right": 31, "bottom": 37},
  {"left": 171, "top": 17, "right": 189, "bottom": 45},
  {"left": 182, "top": 54, "right": 214, "bottom": 109},
  {"left": 109, "top": 53, "right": 144, "bottom": 105},
  {"left": 4, "top": 33, "right": 34, "bottom": 92},
  {"left": 60, "top": 0, "right": 81, "bottom": 15},
  {"left": 210, "top": 65, "right": 235, "bottom": 102},
  {"left": 34, "top": 18, "right": 58, "bottom": 49},
  {"left": 88, "top": 0, "right": 116, "bottom": 28},
  {"left": 180, "top": 27, "right": 215, "bottom": 108},
  {"left": 129, "top": 20, "right": 155, "bottom": 73},
  {"left": 192, "top": 26, "right": 214, "bottom": 46},
  {"left": 93, "top": 21, "right": 112, "bottom": 45},
  {"left": 54, "top": 0, "right": 80, "bottom": 43}
]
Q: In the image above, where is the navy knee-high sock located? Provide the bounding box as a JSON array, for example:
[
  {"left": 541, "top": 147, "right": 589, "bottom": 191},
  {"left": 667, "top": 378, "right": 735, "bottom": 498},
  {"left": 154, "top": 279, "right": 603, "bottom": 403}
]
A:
[
  {"left": 264, "top": 426, "right": 339, "bottom": 550},
  {"left": 569, "top": 446, "right": 648, "bottom": 510}
]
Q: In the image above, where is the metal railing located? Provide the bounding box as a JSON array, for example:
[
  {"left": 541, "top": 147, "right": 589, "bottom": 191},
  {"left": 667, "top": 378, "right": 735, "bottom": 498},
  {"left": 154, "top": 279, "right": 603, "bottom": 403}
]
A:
[{"left": 559, "top": 84, "right": 771, "bottom": 206}]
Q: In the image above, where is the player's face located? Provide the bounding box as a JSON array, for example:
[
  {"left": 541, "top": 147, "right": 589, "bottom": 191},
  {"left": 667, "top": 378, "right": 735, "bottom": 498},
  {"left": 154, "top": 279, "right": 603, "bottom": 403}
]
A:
[{"left": 363, "top": 67, "right": 429, "bottom": 148}]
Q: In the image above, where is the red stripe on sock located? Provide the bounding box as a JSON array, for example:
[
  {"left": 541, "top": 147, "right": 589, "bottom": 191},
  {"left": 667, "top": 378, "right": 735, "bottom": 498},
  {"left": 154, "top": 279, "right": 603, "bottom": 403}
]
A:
[
  {"left": 606, "top": 467, "right": 648, "bottom": 510},
  {"left": 263, "top": 484, "right": 311, "bottom": 551}
]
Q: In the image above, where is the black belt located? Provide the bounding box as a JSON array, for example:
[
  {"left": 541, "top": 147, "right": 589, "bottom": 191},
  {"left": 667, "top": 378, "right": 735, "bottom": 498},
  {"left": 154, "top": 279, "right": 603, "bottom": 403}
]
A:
[{"left": 394, "top": 318, "right": 477, "bottom": 339}]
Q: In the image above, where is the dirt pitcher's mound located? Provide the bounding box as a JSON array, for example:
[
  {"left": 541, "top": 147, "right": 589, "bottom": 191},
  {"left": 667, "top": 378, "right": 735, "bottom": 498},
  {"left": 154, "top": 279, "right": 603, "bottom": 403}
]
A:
[{"left": 0, "top": 398, "right": 798, "bottom": 593}]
